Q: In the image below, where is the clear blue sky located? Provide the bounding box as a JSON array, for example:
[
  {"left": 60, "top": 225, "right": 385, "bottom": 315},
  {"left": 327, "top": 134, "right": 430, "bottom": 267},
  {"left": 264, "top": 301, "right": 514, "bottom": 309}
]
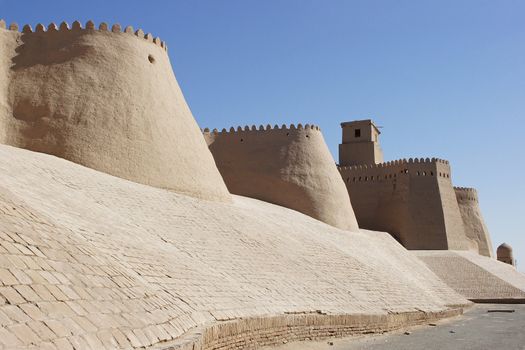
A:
[{"left": 4, "top": 0, "right": 524, "bottom": 271}]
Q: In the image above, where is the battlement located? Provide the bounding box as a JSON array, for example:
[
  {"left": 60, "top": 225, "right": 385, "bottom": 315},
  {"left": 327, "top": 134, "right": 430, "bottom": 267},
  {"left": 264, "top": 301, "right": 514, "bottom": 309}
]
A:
[
  {"left": 0, "top": 19, "right": 168, "bottom": 52},
  {"left": 338, "top": 158, "right": 452, "bottom": 184},
  {"left": 203, "top": 123, "right": 321, "bottom": 134},
  {"left": 454, "top": 187, "right": 479, "bottom": 202},
  {"left": 339, "top": 157, "right": 449, "bottom": 171}
]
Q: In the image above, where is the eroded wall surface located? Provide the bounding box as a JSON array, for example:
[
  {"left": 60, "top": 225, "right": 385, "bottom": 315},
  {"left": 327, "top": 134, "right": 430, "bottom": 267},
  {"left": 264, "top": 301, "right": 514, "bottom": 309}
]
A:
[
  {"left": 0, "top": 22, "right": 230, "bottom": 202},
  {"left": 339, "top": 159, "right": 471, "bottom": 250},
  {"left": 455, "top": 187, "right": 494, "bottom": 257},
  {"left": 204, "top": 125, "right": 359, "bottom": 231}
]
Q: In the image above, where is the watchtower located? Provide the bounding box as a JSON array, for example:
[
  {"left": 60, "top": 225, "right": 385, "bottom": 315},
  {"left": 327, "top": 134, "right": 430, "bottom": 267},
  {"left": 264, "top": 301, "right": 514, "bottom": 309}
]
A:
[
  {"left": 497, "top": 243, "right": 515, "bottom": 267},
  {"left": 339, "top": 119, "right": 384, "bottom": 166}
]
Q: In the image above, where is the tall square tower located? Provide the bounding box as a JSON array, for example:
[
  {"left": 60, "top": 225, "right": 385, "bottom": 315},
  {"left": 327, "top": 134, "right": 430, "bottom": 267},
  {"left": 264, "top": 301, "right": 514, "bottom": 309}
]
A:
[{"left": 339, "top": 119, "right": 384, "bottom": 166}]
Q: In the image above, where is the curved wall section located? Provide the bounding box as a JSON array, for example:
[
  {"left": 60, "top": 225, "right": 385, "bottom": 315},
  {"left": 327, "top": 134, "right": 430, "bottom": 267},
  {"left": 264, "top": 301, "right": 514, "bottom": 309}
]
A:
[
  {"left": 0, "top": 21, "right": 230, "bottom": 202},
  {"left": 454, "top": 187, "right": 494, "bottom": 257},
  {"left": 204, "top": 124, "right": 359, "bottom": 231}
]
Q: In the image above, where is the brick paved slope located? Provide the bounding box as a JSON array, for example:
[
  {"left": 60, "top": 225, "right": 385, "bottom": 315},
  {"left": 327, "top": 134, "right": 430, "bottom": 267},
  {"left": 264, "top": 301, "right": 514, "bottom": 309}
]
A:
[
  {"left": 0, "top": 145, "right": 467, "bottom": 349},
  {"left": 415, "top": 250, "right": 525, "bottom": 302}
]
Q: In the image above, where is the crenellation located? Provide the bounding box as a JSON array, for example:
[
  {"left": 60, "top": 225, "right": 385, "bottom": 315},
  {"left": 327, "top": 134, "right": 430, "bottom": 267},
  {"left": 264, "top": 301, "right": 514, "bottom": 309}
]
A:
[
  {"left": 454, "top": 187, "right": 479, "bottom": 202},
  {"left": 85, "top": 20, "right": 95, "bottom": 30},
  {"left": 72, "top": 20, "right": 82, "bottom": 31},
  {"left": 2, "top": 19, "right": 168, "bottom": 52},
  {"left": 202, "top": 123, "right": 322, "bottom": 137},
  {"left": 22, "top": 24, "right": 32, "bottom": 33},
  {"left": 47, "top": 22, "right": 58, "bottom": 32},
  {"left": 111, "top": 23, "right": 121, "bottom": 33}
]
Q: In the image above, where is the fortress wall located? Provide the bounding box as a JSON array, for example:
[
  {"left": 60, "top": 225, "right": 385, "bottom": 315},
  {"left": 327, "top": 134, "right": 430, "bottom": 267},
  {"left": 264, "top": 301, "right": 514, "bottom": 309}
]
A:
[
  {"left": 454, "top": 187, "right": 494, "bottom": 257},
  {"left": 204, "top": 124, "right": 359, "bottom": 230},
  {"left": 339, "top": 158, "right": 471, "bottom": 250},
  {"left": 0, "top": 21, "right": 230, "bottom": 202},
  {"left": 0, "top": 21, "right": 19, "bottom": 142},
  {"left": 436, "top": 163, "right": 471, "bottom": 251},
  {"left": 0, "top": 144, "right": 470, "bottom": 349}
]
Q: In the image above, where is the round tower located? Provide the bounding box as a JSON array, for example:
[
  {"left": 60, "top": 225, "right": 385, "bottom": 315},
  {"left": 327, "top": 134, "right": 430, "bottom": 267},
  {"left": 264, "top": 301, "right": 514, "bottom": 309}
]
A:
[
  {"left": 0, "top": 21, "right": 230, "bottom": 202},
  {"left": 497, "top": 243, "right": 515, "bottom": 266},
  {"left": 204, "top": 124, "right": 359, "bottom": 231},
  {"left": 454, "top": 187, "right": 494, "bottom": 257}
]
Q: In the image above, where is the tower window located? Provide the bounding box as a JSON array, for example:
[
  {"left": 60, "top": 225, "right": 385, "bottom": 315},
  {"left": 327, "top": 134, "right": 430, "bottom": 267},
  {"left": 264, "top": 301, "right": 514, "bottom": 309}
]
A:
[{"left": 354, "top": 129, "right": 361, "bottom": 138}]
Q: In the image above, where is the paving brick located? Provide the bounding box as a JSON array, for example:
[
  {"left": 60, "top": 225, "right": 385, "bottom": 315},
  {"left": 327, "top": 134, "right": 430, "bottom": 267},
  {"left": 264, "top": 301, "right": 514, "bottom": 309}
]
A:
[
  {"left": 0, "top": 286, "right": 26, "bottom": 304},
  {"left": 0, "top": 268, "right": 18, "bottom": 285},
  {"left": 8, "top": 323, "right": 41, "bottom": 345},
  {"left": 27, "top": 320, "right": 57, "bottom": 341},
  {"left": 52, "top": 338, "right": 74, "bottom": 350},
  {"left": 14, "top": 285, "right": 41, "bottom": 302}
]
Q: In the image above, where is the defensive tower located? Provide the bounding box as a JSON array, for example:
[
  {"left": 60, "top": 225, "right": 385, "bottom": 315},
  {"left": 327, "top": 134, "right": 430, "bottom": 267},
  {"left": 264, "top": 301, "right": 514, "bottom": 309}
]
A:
[
  {"left": 339, "top": 119, "right": 384, "bottom": 166},
  {"left": 0, "top": 20, "right": 230, "bottom": 202},
  {"left": 337, "top": 119, "right": 494, "bottom": 255},
  {"left": 204, "top": 124, "right": 359, "bottom": 231},
  {"left": 454, "top": 187, "right": 494, "bottom": 257},
  {"left": 339, "top": 158, "right": 471, "bottom": 250},
  {"left": 497, "top": 243, "right": 515, "bottom": 266}
]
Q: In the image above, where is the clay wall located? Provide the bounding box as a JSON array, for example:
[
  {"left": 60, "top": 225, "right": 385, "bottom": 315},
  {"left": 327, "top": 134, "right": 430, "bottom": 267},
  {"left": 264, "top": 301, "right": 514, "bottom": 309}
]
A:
[
  {"left": 339, "top": 158, "right": 471, "bottom": 250},
  {"left": 0, "top": 20, "right": 230, "bottom": 202},
  {"left": 204, "top": 124, "right": 359, "bottom": 230},
  {"left": 454, "top": 187, "right": 494, "bottom": 257},
  {"left": 0, "top": 20, "right": 17, "bottom": 142}
]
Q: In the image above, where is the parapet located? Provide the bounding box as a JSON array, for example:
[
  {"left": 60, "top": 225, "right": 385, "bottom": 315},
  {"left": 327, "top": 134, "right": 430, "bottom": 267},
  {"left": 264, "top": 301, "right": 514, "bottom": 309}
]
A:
[
  {"left": 339, "top": 157, "right": 449, "bottom": 171},
  {"left": 203, "top": 123, "right": 321, "bottom": 134},
  {"left": 0, "top": 19, "right": 168, "bottom": 51},
  {"left": 0, "top": 19, "right": 230, "bottom": 202},
  {"left": 338, "top": 157, "right": 452, "bottom": 183},
  {"left": 454, "top": 187, "right": 479, "bottom": 202},
  {"left": 204, "top": 123, "right": 359, "bottom": 231}
]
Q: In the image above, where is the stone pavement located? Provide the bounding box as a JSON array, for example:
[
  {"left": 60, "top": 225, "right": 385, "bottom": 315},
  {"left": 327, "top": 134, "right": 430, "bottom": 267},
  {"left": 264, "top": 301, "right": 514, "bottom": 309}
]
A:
[{"left": 269, "top": 304, "right": 525, "bottom": 350}]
